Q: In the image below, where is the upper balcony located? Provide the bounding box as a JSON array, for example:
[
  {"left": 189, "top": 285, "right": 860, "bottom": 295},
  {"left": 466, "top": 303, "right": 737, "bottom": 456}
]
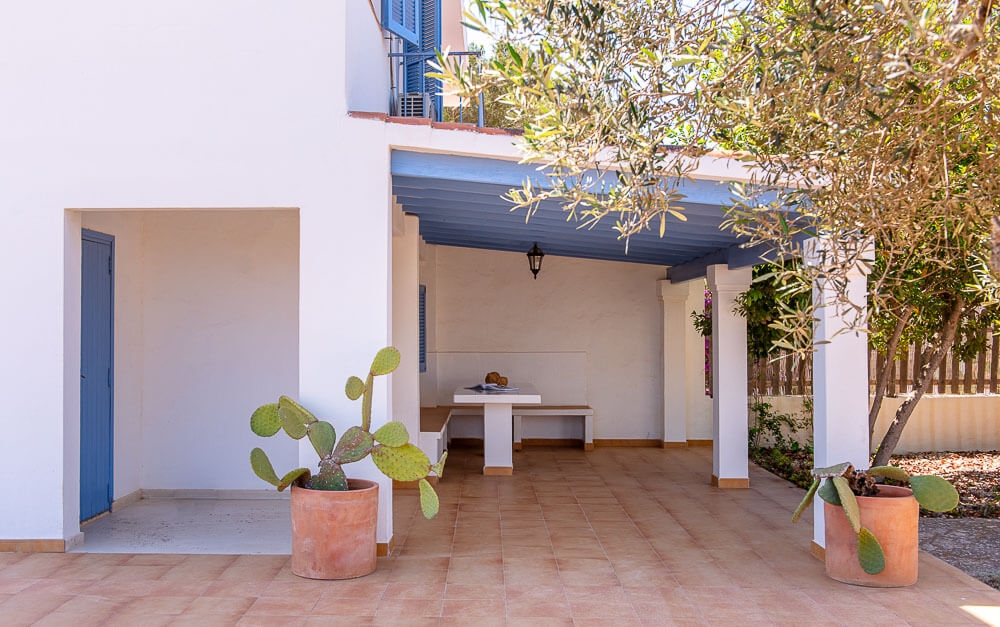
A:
[{"left": 378, "top": 0, "right": 518, "bottom": 131}]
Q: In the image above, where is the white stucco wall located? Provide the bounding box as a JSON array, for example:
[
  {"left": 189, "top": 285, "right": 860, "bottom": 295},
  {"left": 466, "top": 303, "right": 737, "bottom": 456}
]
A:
[
  {"left": 345, "top": 0, "right": 393, "bottom": 113},
  {"left": 425, "top": 245, "right": 667, "bottom": 440},
  {"left": 0, "top": 1, "right": 400, "bottom": 541},
  {"left": 140, "top": 211, "right": 300, "bottom": 489}
]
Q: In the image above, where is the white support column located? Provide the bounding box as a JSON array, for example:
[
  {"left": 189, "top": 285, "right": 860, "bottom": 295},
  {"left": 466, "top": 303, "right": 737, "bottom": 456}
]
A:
[
  {"left": 706, "top": 264, "right": 752, "bottom": 488},
  {"left": 391, "top": 210, "right": 421, "bottom": 456},
  {"left": 808, "top": 239, "right": 871, "bottom": 553},
  {"left": 659, "top": 280, "right": 691, "bottom": 447}
]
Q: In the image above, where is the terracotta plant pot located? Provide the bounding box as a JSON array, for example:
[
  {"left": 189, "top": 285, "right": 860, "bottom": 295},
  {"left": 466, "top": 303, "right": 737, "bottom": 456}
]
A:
[
  {"left": 823, "top": 485, "right": 919, "bottom": 587},
  {"left": 290, "top": 479, "right": 379, "bottom": 579}
]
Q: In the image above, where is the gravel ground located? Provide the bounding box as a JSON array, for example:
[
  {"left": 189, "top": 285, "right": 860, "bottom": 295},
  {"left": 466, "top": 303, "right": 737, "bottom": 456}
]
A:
[
  {"left": 891, "top": 451, "right": 1000, "bottom": 518},
  {"left": 891, "top": 451, "right": 1000, "bottom": 590}
]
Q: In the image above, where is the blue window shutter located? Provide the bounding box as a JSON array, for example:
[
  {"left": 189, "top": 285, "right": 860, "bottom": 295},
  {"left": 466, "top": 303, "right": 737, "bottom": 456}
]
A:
[
  {"left": 419, "top": 285, "right": 427, "bottom": 373},
  {"left": 383, "top": 0, "right": 420, "bottom": 45},
  {"left": 404, "top": 0, "right": 442, "bottom": 118}
]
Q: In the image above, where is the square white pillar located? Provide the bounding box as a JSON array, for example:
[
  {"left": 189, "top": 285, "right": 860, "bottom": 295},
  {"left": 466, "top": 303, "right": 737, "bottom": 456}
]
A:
[
  {"left": 659, "top": 280, "right": 692, "bottom": 446},
  {"left": 706, "top": 264, "right": 752, "bottom": 488},
  {"left": 807, "top": 239, "right": 871, "bottom": 550}
]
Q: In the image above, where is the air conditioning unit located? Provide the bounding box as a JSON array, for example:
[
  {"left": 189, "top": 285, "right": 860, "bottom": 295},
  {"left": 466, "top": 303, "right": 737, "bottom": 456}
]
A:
[{"left": 397, "top": 92, "right": 434, "bottom": 118}]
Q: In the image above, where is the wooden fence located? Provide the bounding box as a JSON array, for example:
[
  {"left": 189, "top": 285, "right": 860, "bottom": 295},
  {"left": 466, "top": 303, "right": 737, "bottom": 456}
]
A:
[{"left": 749, "top": 333, "right": 1000, "bottom": 396}]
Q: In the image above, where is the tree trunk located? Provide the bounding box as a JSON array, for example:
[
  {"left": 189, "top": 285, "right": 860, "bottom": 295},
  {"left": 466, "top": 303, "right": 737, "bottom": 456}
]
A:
[
  {"left": 871, "top": 295, "right": 965, "bottom": 467},
  {"left": 868, "top": 308, "right": 913, "bottom": 440},
  {"left": 992, "top": 215, "right": 1000, "bottom": 277}
]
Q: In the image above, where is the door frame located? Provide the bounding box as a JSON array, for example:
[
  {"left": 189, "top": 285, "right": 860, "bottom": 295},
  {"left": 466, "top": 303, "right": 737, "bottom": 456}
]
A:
[{"left": 81, "top": 228, "right": 114, "bottom": 521}]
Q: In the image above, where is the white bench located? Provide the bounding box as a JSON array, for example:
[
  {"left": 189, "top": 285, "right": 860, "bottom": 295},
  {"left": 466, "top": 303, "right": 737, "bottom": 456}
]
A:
[
  {"left": 513, "top": 406, "right": 594, "bottom": 451},
  {"left": 420, "top": 405, "right": 594, "bottom": 459},
  {"left": 419, "top": 406, "right": 483, "bottom": 462}
]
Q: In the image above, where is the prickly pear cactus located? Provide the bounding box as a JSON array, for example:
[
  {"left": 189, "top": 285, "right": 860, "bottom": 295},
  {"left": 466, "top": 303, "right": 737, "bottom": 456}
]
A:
[
  {"left": 792, "top": 461, "right": 959, "bottom": 575},
  {"left": 249, "top": 347, "right": 446, "bottom": 519}
]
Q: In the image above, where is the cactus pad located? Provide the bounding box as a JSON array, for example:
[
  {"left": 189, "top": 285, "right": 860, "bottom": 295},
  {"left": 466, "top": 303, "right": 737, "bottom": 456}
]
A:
[
  {"left": 278, "top": 468, "right": 310, "bottom": 491},
  {"left": 308, "top": 421, "right": 337, "bottom": 458},
  {"left": 250, "top": 447, "right": 281, "bottom": 486},
  {"left": 811, "top": 461, "right": 851, "bottom": 478},
  {"left": 370, "top": 347, "right": 401, "bottom": 376},
  {"left": 345, "top": 376, "right": 366, "bottom": 401},
  {"left": 909, "top": 475, "right": 960, "bottom": 512},
  {"left": 332, "top": 426, "right": 375, "bottom": 464},
  {"left": 250, "top": 403, "right": 281, "bottom": 437},
  {"left": 373, "top": 421, "right": 409, "bottom": 447},
  {"left": 817, "top": 477, "right": 841, "bottom": 506},
  {"left": 278, "top": 396, "right": 316, "bottom": 440},
  {"left": 868, "top": 465, "right": 910, "bottom": 482},
  {"left": 857, "top": 527, "right": 886, "bottom": 575},
  {"left": 831, "top": 476, "right": 861, "bottom": 534},
  {"left": 371, "top": 443, "right": 431, "bottom": 481},
  {"left": 792, "top": 478, "right": 820, "bottom": 523},
  {"left": 418, "top": 478, "right": 440, "bottom": 519}
]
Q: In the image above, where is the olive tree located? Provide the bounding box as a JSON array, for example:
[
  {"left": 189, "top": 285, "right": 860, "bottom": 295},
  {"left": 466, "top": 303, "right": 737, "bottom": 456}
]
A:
[{"left": 434, "top": 0, "right": 1000, "bottom": 464}]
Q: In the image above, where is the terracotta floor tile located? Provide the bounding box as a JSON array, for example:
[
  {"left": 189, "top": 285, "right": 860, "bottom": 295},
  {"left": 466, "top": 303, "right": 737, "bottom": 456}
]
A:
[
  {"left": 310, "top": 594, "right": 379, "bottom": 617},
  {"left": 440, "top": 617, "right": 506, "bottom": 627},
  {"left": 506, "top": 618, "right": 575, "bottom": 627},
  {"left": 122, "top": 554, "right": 188, "bottom": 566},
  {"left": 170, "top": 613, "right": 250, "bottom": 626},
  {"left": 244, "top": 595, "right": 316, "bottom": 616},
  {"left": 375, "top": 597, "right": 443, "bottom": 617},
  {"left": 185, "top": 595, "right": 256, "bottom": 615},
  {"left": 261, "top": 578, "right": 331, "bottom": 597},
  {"left": 103, "top": 614, "right": 174, "bottom": 627},
  {"left": 383, "top": 581, "right": 446, "bottom": 599},
  {"left": 443, "top": 583, "right": 505, "bottom": 600},
  {"left": 304, "top": 617, "right": 372, "bottom": 627},
  {"left": 201, "top": 579, "right": 270, "bottom": 597},
  {"left": 235, "top": 616, "right": 307, "bottom": 627},
  {"left": 557, "top": 557, "right": 619, "bottom": 586},
  {"left": 116, "top": 595, "right": 198, "bottom": 616},
  {"left": 5, "top": 447, "right": 1000, "bottom": 626},
  {"left": 441, "top": 597, "right": 505, "bottom": 617},
  {"left": 369, "top": 617, "right": 439, "bottom": 627},
  {"left": 2, "top": 555, "right": 68, "bottom": 579},
  {"left": 506, "top": 595, "right": 572, "bottom": 617}
]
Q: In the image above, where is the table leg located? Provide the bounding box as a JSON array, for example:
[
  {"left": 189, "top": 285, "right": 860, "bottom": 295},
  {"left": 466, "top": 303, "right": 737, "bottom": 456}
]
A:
[{"left": 483, "top": 403, "right": 513, "bottom": 475}]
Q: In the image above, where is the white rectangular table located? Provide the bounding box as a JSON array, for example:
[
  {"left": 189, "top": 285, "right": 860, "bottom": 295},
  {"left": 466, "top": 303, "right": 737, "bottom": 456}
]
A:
[{"left": 453, "top": 384, "right": 541, "bottom": 475}]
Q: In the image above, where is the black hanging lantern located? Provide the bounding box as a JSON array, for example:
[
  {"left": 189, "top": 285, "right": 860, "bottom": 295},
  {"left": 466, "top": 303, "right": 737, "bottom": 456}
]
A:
[{"left": 526, "top": 242, "right": 544, "bottom": 279}]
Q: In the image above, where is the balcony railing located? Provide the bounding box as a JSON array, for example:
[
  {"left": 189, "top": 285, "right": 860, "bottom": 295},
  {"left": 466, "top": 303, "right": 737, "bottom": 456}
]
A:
[{"left": 388, "top": 51, "right": 485, "bottom": 126}]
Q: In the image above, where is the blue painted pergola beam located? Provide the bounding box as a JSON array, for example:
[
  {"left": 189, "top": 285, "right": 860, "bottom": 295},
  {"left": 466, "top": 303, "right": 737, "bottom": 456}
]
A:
[{"left": 390, "top": 150, "right": 779, "bottom": 278}]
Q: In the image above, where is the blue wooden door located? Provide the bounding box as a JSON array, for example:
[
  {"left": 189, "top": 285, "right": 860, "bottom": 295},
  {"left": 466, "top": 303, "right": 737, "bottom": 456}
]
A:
[{"left": 80, "top": 230, "right": 114, "bottom": 521}]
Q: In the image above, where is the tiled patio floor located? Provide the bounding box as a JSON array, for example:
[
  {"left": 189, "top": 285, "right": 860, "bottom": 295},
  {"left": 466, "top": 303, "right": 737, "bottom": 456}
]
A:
[{"left": 2, "top": 446, "right": 998, "bottom": 625}]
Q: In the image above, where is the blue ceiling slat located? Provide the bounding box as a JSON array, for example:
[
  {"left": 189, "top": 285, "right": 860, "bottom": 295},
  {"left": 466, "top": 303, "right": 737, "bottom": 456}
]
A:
[{"left": 390, "top": 150, "right": 764, "bottom": 275}]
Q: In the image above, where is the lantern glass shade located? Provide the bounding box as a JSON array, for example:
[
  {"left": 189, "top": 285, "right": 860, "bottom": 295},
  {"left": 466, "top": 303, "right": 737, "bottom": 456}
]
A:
[{"left": 527, "top": 243, "right": 544, "bottom": 279}]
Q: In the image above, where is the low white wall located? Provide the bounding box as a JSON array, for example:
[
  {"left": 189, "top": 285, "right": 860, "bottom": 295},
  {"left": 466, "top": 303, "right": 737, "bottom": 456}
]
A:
[
  {"left": 872, "top": 395, "right": 1000, "bottom": 453},
  {"left": 756, "top": 394, "right": 1000, "bottom": 453},
  {"left": 423, "top": 245, "right": 666, "bottom": 440}
]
